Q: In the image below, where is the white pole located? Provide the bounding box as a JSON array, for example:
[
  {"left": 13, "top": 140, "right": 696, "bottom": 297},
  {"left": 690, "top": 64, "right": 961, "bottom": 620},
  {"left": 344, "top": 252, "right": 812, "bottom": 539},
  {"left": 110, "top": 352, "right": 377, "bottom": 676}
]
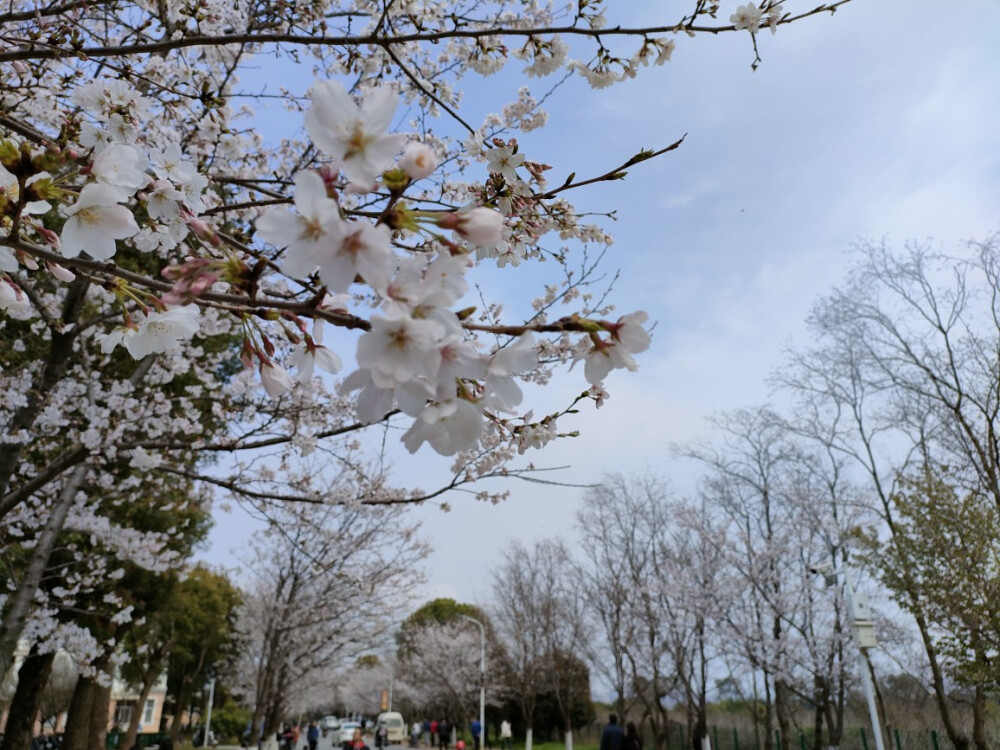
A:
[
  {"left": 203, "top": 678, "right": 216, "bottom": 748},
  {"left": 843, "top": 572, "right": 885, "bottom": 750},
  {"left": 459, "top": 615, "right": 486, "bottom": 748}
]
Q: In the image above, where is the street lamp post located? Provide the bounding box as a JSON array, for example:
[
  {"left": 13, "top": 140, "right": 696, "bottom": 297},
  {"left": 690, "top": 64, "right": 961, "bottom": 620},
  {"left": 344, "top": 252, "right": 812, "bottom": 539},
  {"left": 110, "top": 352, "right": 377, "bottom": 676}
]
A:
[
  {"left": 203, "top": 677, "right": 216, "bottom": 749},
  {"left": 459, "top": 614, "right": 486, "bottom": 750},
  {"left": 815, "top": 563, "right": 885, "bottom": 750}
]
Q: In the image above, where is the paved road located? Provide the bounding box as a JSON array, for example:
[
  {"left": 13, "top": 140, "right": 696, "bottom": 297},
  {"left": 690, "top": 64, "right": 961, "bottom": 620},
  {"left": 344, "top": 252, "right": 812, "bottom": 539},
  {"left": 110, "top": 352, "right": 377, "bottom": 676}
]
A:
[{"left": 218, "top": 742, "right": 413, "bottom": 750}]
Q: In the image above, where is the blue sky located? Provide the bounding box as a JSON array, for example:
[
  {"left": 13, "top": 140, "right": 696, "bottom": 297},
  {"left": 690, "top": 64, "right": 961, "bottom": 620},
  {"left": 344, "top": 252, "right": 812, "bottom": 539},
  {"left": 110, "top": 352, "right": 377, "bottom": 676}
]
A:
[{"left": 204, "top": 0, "right": 1000, "bottom": 608}]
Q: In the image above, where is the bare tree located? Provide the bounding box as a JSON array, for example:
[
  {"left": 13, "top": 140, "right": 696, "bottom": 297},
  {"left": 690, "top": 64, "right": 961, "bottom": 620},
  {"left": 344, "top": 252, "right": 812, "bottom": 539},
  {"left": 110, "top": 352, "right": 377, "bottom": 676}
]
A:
[
  {"left": 491, "top": 540, "right": 590, "bottom": 750},
  {"left": 683, "top": 407, "right": 857, "bottom": 750},
  {"left": 778, "top": 237, "right": 1000, "bottom": 750},
  {"left": 231, "top": 498, "right": 427, "bottom": 741},
  {"left": 577, "top": 474, "right": 677, "bottom": 750}
]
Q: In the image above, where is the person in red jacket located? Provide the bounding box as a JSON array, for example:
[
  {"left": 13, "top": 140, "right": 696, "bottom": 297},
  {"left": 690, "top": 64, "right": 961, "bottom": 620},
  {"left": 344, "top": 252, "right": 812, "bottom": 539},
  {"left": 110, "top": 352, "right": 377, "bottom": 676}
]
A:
[{"left": 344, "top": 727, "right": 371, "bottom": 750}]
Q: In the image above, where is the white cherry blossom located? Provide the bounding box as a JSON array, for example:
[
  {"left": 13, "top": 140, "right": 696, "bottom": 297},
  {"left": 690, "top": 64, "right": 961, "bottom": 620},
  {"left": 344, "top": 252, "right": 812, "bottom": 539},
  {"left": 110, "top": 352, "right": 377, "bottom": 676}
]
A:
[
  {"left": 445, "top": 208, "right": 506, "bottom": 247},
  {"left": 340, "top": 368, "right": 396, "bottom": 424},
  {"left": 91, "top": 144, "right": 149, "bottom": 194},
  {"left": 485, "top": 334, "right": 538, "bottom": 411},
  {"left": 255, "top": 170, "right": 343, "bottom": 278},
  {"left": 287, "top": 339, "right": 343, "bottom": 382},
  {"left": 580, "top": 311, "right": 652, "bottom": 384},
  {"left": 305, "top": 81, "right": 406, "bottom": 185},
  {"left": 401, "top": 397, "right": 484, "bottom": 455},
  {"left": 0, "top": 279, "right": 31, "bottom": 318},
  {"left": 731, "top": 2, "right": 764, "bottom": 33},
  {"left": 317, "top": 220, "right": 395, "bottom": 293},
  {"left": 259, "top": 361, "right": 294, "bottom": 398},
  {"left": 149, "top": 143, "right": 197, "bottom": 183},
  {"left": 486, "top": 145, "right": 525, "bottom": 182},
  {"left": 124, "top": 307, "right": 200, "bottom": 359},
  {"left": 145, "top": 180, "right": 186, "bottom": 222},
  {"left": 356, "top": 314, "right": 445, "bottom": 389},
  {"left": 60, "top": 183, "right": 140, "bottom": 260},
  {"left": 0, "top": 248, "right": 19, "bottom": 272},
  {"left": 96, "top": 307, "right": 200, "bottom": 359}
]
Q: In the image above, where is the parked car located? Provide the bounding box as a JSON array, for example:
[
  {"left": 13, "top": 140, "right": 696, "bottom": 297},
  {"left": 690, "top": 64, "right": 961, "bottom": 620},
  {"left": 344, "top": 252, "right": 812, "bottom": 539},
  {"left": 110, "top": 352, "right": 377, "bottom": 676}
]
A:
[{"left": 338, "top": 721, "right": 362, "bottom": 744}]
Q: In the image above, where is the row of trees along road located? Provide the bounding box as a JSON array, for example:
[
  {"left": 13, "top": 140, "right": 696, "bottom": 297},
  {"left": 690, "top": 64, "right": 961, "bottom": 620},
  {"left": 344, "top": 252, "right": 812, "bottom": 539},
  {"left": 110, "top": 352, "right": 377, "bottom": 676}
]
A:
[
  {"left": 329, "top": 595, "right": 595, "bottom": 750},
  {"left": 571, "top": 238, "right": 1000, "bottom": 750},
  {"left": 338, "top": 238, "right": 1000, "bottom": 750},
  {"left": 0, "top": 2, "right": 853, "bottom": 750}
]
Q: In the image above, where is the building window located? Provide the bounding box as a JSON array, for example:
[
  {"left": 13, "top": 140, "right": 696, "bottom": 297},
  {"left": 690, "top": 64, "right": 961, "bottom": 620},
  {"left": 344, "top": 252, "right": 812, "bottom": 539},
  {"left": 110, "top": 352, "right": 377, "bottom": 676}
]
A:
[
  {"left": 142, "top": 699, "right": 156, "bottom": 726},
  {"left": 114, "top": 703, "right": 135, "bottom": 726}
]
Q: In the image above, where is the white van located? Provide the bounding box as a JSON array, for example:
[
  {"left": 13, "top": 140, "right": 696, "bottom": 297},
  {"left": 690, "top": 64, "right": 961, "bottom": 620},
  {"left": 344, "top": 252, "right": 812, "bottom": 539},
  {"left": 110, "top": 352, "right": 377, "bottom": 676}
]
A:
[{"left": 376, "top": 712, "right": 407, "bottom": 743}]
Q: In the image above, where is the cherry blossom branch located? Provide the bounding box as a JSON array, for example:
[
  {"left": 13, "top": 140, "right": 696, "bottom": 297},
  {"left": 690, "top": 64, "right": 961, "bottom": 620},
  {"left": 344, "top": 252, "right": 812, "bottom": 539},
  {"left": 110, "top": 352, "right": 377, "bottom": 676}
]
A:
[
  {"left": 131, "top": 412, "right": 401, "bottom": 453},
  {"left": 160, "top": 461, "right": 587, "bottom": 507},
  {"left": 381, "top": 43, "right": 476, "bottom": 135},
  {"left": 0, "top": 445, "right": 88, "bottom": 519},
  {"left": 0, "top": 112, "right": 50, "bottom": 144},
  {"left": 535, "top": 136, "right": 686, "bottom": 200},
  {"left": 1, "top": 237, "right": 374, "bottom": 329},
  {"left": 0, "top": 0, "right": 119, "bottom": 24},
  {"left": 3, "top": 237, "right": 619, "bottom": 337},
  {"left": 0, "top": 3, "right": 852, "bottom": 63}
]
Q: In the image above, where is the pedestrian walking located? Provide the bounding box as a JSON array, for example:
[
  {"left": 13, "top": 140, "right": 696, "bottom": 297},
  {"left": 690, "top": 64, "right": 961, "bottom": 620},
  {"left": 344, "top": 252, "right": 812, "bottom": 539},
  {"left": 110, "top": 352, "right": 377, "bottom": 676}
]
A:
[
  {"left": 423, "top": 720, "right": 431, "bottom": 747},
  {"left": 430, "top": 720, "right": 438, "bottom": 748},
  {"left": 438, "top": 721, "right": 450, "bottom": 750},
  {"left": 499, "top": 721, "right": 512, "bottom": 750},
  {"left": 623, "top": 723, "right": 641, "bottom": 750},
  {"left": 344, "top": 728, "right": 371, "bottom": 750},
  {"left": 307, "top": 721, "right": 320, "bottom": 750},
  {"left": 599, "top": 715, "right": 624, "bottom": 750},
  {"left": 470, "top": 719, "right": 481, "bottom": 750}
]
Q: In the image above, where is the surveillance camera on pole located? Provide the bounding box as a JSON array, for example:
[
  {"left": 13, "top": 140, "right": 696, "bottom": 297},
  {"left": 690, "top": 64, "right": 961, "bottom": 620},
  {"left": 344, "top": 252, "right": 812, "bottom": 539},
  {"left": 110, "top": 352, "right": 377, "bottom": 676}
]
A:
[{"left": 813, "top": 562, "right": 884, "bottom": 750}]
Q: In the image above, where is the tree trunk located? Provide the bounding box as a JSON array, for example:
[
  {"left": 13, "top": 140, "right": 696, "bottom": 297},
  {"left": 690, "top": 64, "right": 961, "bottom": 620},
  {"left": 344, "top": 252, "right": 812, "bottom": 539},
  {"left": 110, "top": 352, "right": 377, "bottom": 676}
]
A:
[
  {"left": 525, "top": 727, "right": 533, "bottom": 750},
  {"left": 171, "top": 676, "right": 192, "bottom": 747},
  {"left": 0, "top": 649, "right": 55, "bottom": 750},
  {"left": 774, "top": 679, "right": 792, "bottom": 750},
  {"left": 62, "top": 673, "right": 97, "bottom": 750},
  {"left": 0, "top": 464, "right": 89, "bottom": 680},
  {"left": 88, "top": 672, "right": 112, "bottom": 750},
  {"left": 811, "top": 677, "right": 823, "bottom": 750},
  {"left": 972, "top": 682, "right": 987, "bottom": 750},
  {"left": 121, "top": 661, "right": 162, "bottom": 750},
  {"left": 762, "top": 671, "right": 774, "bottom": 750}
]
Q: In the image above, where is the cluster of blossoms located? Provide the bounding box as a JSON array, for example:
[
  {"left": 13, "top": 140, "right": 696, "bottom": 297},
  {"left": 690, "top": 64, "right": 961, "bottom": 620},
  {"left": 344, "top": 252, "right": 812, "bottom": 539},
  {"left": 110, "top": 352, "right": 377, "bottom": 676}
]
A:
[
  {"left": 731, "top": 2, "right": 785, "bottom": 34},
  {"left": 1, "top": 74, "right": 652, "bottom": 459},
  {"left": 246, "top": 80, "right": 651, "bottom": 455},
  {"left": 63, "top": 81, "right": 208, "bottom": 260}
]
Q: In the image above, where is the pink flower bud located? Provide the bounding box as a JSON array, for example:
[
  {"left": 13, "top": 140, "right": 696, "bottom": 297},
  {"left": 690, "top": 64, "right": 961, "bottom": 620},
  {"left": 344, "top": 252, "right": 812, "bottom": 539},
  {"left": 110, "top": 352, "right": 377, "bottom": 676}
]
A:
[
  {"left": 187, "top": 218, "right": 221, "bottom": 247},
  {"left": 37, "top": 227, "right": 61, "bottom": 248},
  {"left": 439, "top": 208, "right": 505, "bottom": 247},
  {"left": 46, "top": 261, "right": 76, "bottom": 282}
]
